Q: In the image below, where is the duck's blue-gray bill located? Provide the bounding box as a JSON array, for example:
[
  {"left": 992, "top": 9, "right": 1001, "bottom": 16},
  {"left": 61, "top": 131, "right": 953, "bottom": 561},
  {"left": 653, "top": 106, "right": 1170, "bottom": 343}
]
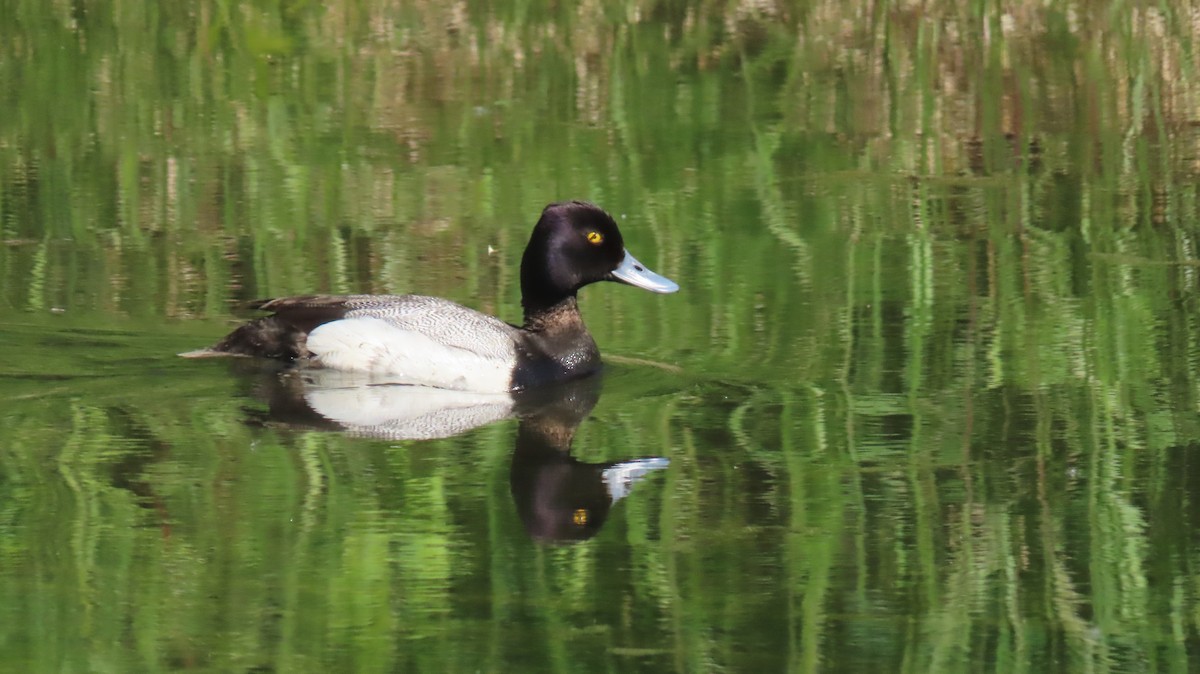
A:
[{"left": 611, "top": 250, "right": 679, "bottom": 293}]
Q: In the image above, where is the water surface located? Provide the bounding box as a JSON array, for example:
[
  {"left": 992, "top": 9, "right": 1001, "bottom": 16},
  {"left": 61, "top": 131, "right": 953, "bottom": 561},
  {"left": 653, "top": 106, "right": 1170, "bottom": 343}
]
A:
[{"left": 3, "top": 2, "right": 1200, "bottom": 672}]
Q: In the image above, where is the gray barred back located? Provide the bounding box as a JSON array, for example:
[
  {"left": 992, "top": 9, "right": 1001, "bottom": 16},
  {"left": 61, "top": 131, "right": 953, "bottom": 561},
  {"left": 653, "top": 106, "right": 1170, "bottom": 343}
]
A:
[{"left": 335, "top": 294, "right": 521, "bottom": 361}]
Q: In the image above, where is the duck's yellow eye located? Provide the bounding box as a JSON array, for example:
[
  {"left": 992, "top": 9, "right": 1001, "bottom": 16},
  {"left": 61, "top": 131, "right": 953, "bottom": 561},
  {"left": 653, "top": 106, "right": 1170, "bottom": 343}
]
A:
[
  {"left": 586, "top": 231, "right": 603, "bottom": 245},
  {"left": 572, "top": 508, "right": 589, "bottom": 525}
]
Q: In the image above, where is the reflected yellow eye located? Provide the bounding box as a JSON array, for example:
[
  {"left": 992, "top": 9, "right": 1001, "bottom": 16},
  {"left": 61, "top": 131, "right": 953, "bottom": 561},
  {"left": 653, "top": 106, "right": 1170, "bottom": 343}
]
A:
[
  {"left": 572, "top": 508, "right": 589, "bottom": 525},
  {"left": 586, "top": 231, "right": 603, "bottom": 245}
]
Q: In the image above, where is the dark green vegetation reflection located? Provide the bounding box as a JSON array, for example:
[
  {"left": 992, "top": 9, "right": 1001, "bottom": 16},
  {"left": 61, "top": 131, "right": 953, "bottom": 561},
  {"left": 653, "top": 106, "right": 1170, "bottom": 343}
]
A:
[{"left": 5, "top": 0, "right": 1200, "bottom": 671}]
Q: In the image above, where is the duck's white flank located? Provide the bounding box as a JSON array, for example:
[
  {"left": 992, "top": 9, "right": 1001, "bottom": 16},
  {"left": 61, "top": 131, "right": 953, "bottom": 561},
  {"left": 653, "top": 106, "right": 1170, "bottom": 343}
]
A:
[{"left": 307, "top": 316, "right": 516, "bottom": 392}]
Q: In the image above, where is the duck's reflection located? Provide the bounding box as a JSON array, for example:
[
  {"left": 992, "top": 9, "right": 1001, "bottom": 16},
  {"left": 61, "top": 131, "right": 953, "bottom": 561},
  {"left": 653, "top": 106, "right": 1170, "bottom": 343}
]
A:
[
  {"left": 253, "top": 367, "right": 668, "bottom": 542},
  {"left": 507, "top": 378, "right": 669, "bottom": 541}
]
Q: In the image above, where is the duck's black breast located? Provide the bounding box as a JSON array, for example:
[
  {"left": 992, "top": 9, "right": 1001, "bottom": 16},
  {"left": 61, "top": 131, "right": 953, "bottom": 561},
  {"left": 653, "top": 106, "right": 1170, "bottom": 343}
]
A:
[{"left": 510, "top": 298, "right": 602, "bottom": 391}]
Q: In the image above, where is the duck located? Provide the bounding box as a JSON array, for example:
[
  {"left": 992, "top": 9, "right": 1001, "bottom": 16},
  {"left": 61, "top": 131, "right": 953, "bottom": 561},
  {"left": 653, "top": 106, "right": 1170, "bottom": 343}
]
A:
[{"left": 182, "top": 201, "right": 679, "bottom": 392}]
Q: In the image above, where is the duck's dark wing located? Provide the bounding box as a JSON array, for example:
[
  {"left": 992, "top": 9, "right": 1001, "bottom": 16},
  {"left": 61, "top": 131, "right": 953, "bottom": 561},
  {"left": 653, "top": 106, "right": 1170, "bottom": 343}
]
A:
[{"left": 251, "top": 295, "right": 372, "bottom": 333}]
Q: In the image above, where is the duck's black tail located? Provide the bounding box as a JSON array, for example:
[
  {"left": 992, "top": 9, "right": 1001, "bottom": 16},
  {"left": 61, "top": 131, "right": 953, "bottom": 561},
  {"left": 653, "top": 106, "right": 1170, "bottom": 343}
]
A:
[
  {"left": 181, "top": 295, "right": 368, "bottom": 362},
  {"left": 180, "top": 315, "right": 311, "bottom": 361}
]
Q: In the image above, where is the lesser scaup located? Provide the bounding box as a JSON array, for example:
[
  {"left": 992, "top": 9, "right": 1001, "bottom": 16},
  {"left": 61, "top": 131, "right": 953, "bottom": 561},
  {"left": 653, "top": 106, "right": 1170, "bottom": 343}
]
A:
[{"left": 183, "top": 201, "right": 678, "bottom": 391}]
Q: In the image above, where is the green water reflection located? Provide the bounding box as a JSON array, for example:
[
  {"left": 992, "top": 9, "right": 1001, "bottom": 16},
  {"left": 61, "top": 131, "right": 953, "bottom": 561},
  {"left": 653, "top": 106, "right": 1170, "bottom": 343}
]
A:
[{"left": 5, "top": 0, "right": 1200, "bottom": 671}]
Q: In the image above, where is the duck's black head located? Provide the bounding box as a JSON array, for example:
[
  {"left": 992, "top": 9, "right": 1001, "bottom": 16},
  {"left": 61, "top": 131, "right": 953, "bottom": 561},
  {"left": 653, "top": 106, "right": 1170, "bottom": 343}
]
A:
[{"left": 520, "top": 201, "right": 677, "bottom": 319}]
